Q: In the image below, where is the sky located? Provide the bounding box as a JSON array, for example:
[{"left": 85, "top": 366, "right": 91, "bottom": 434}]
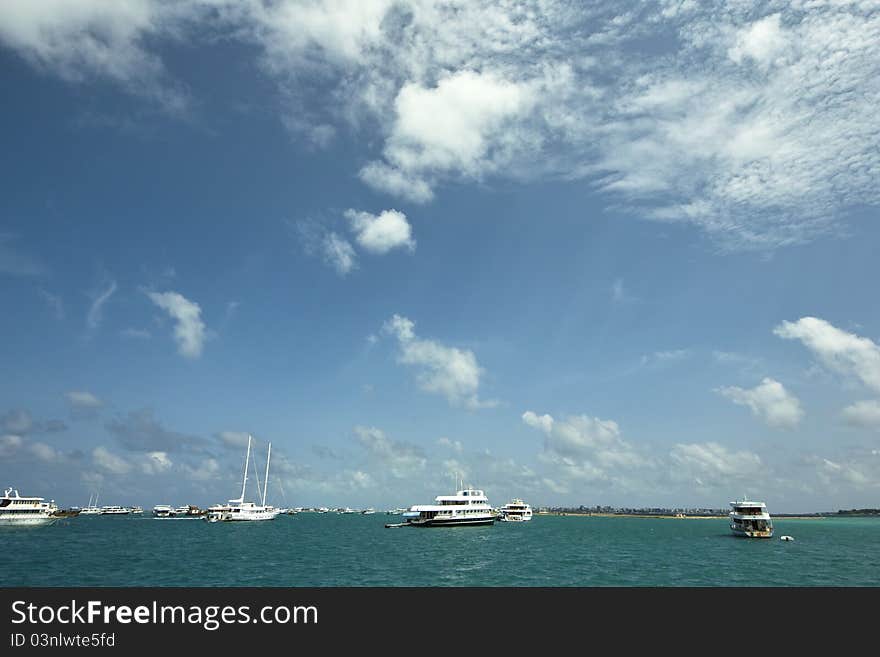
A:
[{"left": 2, "top": 0, "right": 879, "bottom": 513}]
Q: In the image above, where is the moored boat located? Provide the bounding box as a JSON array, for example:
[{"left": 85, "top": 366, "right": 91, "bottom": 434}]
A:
[
  {"left": 729, "top": 497, "right": 773, "bottom": 538},
  {"left": 498, "top": 498, "right": 533, "bottom": 522},
  {"left": 405, "top": 487, "right": 495, "bottom": 527},
  {"left": 0, "top": 487, "right": 58, "bottom": 527}
]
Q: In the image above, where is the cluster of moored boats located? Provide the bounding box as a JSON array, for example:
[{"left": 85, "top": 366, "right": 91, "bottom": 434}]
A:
[{"left": 1, "top": 432, "right": 777, "bottom": 538}]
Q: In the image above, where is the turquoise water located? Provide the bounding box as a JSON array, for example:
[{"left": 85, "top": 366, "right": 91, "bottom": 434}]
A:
[{"left": 3, "top": 514, "right": 878, "bottom": 586}]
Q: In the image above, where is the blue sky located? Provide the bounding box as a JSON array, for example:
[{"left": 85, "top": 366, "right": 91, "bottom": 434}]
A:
[{"left": 2, "top": 1, "right": 880, "bottom": 513}]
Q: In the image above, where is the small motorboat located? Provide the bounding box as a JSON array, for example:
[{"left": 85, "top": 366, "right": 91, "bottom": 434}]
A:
[{"left": 780, "top": 535, "right": 794, "bottom": 541}]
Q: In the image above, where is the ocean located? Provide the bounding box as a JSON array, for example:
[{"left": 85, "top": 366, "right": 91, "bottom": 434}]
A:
[{"left": 4, "top": 513, "right": 878, "bottom": 586}]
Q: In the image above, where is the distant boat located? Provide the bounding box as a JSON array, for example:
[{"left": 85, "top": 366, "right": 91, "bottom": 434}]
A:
[
  {"left": 153, "top": 505, "right": 173, "bottom": 518},
  {"left": 100, "top": 505, "right": 130, "bottom": 515},
  {"left": 78, "top": 492, "right": 102, "bottom": 516},
  {"left": 205, "top": 435, "right": 279, "bottom": 522},
  {"left": 498, "top": 498, "right": 533, "bottom": 522},
  {"left": 128, "top": 506, "right": 143, "bottom": 514},
  {"left": 0, "top": 487, "right": 58, "bottom": 526},
  {"left": 729, "top": 497, "right": 773, "bottom": 538}
]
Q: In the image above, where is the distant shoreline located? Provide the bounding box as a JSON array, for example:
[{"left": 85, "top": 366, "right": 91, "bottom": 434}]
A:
[{"left": 538, "top": 512, "right": 830, "bottom": 520}]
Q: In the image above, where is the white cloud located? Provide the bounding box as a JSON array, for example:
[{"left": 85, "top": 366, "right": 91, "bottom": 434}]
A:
[
  {"left": 0, "top": 0, "right": 189, "bottom": 113},
  {"left": 842, "top": 400, "right": 880, "bottom": 430},
  {"left": 141, "top": 451, "right": 173, "bottom": 475},
  {"left": 0, "top": 434, "right": 23, "bottom": 457},
  {"left": 522, "top": 411, "right": 554, "bottom": 435},
  {"left": 382, "top": 314, "right": 496, "bottom": 410},
  {"left": 147, "top": 290, "right": 207, "bottom": 359},
  {"left": 86, "top": 280, "right": 117, "bottom": 330},
  {"left": 436, "top": 437, "right": 463, "bottom": 453},
  {"left": 345, "top": 209, "right": 415, "bottom": 254},
  {"left": 774, "top": 317, "right": 880, "bottom": 393},
  {"left": 727, "top": 13, "right": 790, "bottom": 69},
  {"left": 353, "top": 425, "right": 426, "bottom": 478},
  {"left": 524, "top": 410, "right": 651, "bottom": 490},
  {"left": 322, "top": 232, "right": 357, "bottom": 276},
  {"left": 717, "top": 377, "right": 804, "bottom": 429},
  {"left": 64, "top": 390, "right": 103, "bottom": 408},
  {"left": 670, "top": 442, "right": 763, "bottom": 487},
  {"left": 92, "top": 446, "right": 131, "bottom": 475}
]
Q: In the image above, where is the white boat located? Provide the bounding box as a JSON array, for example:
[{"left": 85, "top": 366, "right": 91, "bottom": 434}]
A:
[
  {"left": 729, "top": 497, "right": 773, "bottom": 538},
  {"left": 498, "top": 498, "right": 533, "bottom": 522},
  {"left": 128, "top": 506, "right": 143, "bottom": 514},
  {"left": 0, "top": 487, "right": 58, "bottom": 526},
  {"left": 78, "top": 492, "right": 102, "bottom": 516},
  {"left": 100, "top": 505, "right": 130, "bottom": 515},
  {"left": 405, "top": 487, "right": 496, "bottom": 527},
  {"left": 152, "top": 504, "right": 173, "bottom": 518},
  {"left": 205, "top": 435, "right": 279, "bottom": 522}
]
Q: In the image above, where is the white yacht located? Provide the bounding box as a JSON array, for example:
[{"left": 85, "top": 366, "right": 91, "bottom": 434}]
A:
[
  {"left": 729, "top": 497, "right": 773, "bottom": 538},
  {"left": 152, "top": 504, "right": 173, "bottom": 518},
  {"left": 78, "top": 493, "right": 102, "bottom": 516},
  {"left": 100, "top": 505, "right": 130, "bottom": 515},
  {"left": 406, "top": 487, "right": 495, "bottom": 527},
  {"left": 0, "top": 487, "right": 58, "bottom": 526},
  {"left": 498, "top": 498, "right": 533, "bottom": 522},
  {"left": 205, "top": 435, "right": 278, "bottom": 522}
]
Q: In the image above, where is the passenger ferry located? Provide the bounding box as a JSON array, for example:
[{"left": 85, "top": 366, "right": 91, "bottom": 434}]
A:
[
  {"left": 205, "top": 435, "right": 278, "bottom": 522},
  {"left": 0, "top": 487, "right": 58, "bottom": 526},
  {"left": 100, "top": 505, "right": 130, "bottom": 515},
  {"left": 406, "top": 487, "right": 495, "bottom": 527},
  {"left": 498, "top": 498, "right": 533, "bottom": 522},
  {"left": 729, "top": 497, "right": 773, "bottom": 538}
]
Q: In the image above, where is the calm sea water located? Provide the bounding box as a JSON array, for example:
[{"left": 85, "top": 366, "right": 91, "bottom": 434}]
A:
[{"left": 3, "top": 514, "right": 878, "bottom": 586}]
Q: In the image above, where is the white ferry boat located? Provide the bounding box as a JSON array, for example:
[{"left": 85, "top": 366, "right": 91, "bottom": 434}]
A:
[
  {"left": 406, "top": 487, "right": 495, "bottom": 527},
  {"left": 205, "top": 435, "right": 278, "bottom": 522},
  {"left": 729, "top": 497, "right": 773, "bottom": 538},
  {"left": 0, "top": 487, "right": 58, "bottom": 526},
  {"left": 498, "top": 498, "right": 533, "bottom": 522},
  {"left": 153, "top": 504, "right": 173, "bottom": 518},
  {"left": 100, "top": 505, "right": 130, "bottom": 515}
]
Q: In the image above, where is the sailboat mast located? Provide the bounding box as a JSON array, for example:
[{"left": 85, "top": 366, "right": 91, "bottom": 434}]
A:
[
  {"left": 262, "top": 442, "right": 271, "bottom": 507},
  {"left": 240, "top": 434, "right": 251, "bottom": 501}
]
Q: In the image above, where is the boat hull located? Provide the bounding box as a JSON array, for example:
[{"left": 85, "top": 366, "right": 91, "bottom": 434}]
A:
[
  {"left": 730, "top": 524, "right": 773, "bottom": 538},
  {"left": 409, "top": 516, "right": 495, "bottom": 527},
  {"left": 0, "top": 515, "right": 58, "bottom": 527}
]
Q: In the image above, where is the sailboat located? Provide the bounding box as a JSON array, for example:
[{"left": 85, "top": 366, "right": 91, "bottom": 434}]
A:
[
  {"left": 205, "top": 434, "right": 279, "bottom": 522},
  {"left": 78, "top": 492, "right": 102, "bottom": 515}
]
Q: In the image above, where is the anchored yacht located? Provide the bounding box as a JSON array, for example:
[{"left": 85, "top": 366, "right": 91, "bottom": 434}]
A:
[
  {"left": 406, "top": 487, "right": 495, "bottom": 527},
  {"left": 498, "top": 498, "right": 533, "bottom": 522},
  {"left": 78, "top": 493, "right": 102, "bottom": 516},
  {"left": 205, "top": 435, "right": 278, "bottom": 522},
  {"left": 0, "top": 487, "right": 58, "bottom": 526},
  {"left": 729, "top": 497, "right": 773, "bottom": 538}
]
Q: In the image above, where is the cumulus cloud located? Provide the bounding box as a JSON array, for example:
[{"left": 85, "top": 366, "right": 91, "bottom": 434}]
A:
[
  {"left": 774, "top": 317, "right": 880, "bottom": 394},
  {"left": 717, "top": 377, "right": 804, "bottom": 429},
  {"left": 0, "top": 0, "right": 190, "bottom": 113},
  {"left": 669, "top": 442, "right": 763, "bottom": 488},
  {"left": 523, "top": 410, "right": 651, "bottom": 491},
  {"left": 92, "top": 446, "right": 132, "bottom": 475},
  {"left": 842, "top": 400, "right": 880, "bottom": 430},
  {"left": 345, "top": 209, "right": 415, "bottom": 254},
  {"left": 522, "top": 411, "right": 554, "bottom": 435},
  {"left": 147, "top": 290, "right": 207, "bottom": 358},
  {"left": 382, "top": 314, "right": 496, "bottom": 410},
  {"left": 353, "top": 426, "right": 426, "bottom": 478}
]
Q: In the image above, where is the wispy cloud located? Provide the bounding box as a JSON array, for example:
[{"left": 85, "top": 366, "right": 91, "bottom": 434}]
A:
[
  {"left": 86, "top": 279, "right": 117, "bottom": 331},
  {"left": 0, "top": 233, "right": 46, "bottom": 276},
  {"left": 146, "top": 290, "right": 207, "bottom": 358}
]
